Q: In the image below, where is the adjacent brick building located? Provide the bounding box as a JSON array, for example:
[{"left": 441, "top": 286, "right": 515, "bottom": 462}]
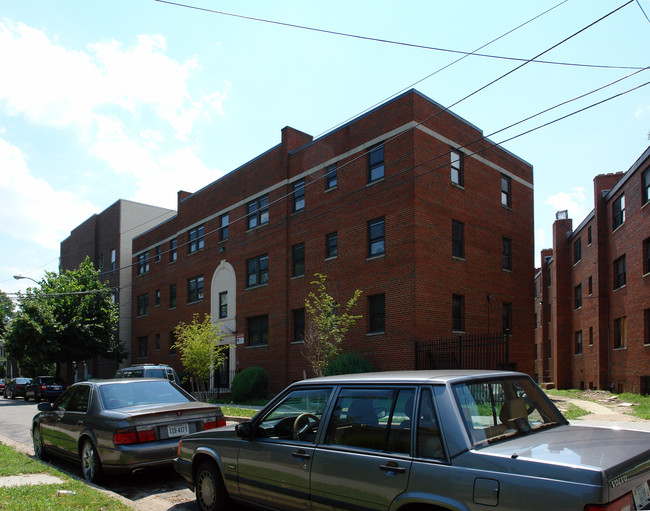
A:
[
  {"left": 60, "top": 199, "right": 175, "bottom": 380},
  {"left": 535, "top": 145, "right": 650, "bottom": 394},
  {"left": 131, "top": 89, "right": 535, "bottom": 393}
]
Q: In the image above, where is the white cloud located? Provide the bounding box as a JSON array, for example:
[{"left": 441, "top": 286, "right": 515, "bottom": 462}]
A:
[
  {"left": 0, "top": 136, "right": 96, "bottom": 249},
  {"left": 0, "top": 18, "right": 230, "bottom": 236},
  {"left": 545, "top": 187, "right": 588, "bottom": 221}
]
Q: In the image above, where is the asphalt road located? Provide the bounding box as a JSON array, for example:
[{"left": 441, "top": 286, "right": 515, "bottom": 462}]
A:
[{"left": 0, "top": 394, "right": 198, "bottom": 510}]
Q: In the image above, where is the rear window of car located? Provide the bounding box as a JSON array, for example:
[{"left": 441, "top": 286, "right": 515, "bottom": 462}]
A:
[
  {"left": 115, "top": 369, "right": 145, "bottom": 378},
  {"left": 41, "top": 377, "right": 65, "bottom": 385},
  {"left": 99, "top": 380, "right": 194, "bottom": 410},
  {"left": 145, "top": 368, "right": 166, "bottom": 379},
  {"left": 17, "top": 378, "right": 31, "bottom": 384}
]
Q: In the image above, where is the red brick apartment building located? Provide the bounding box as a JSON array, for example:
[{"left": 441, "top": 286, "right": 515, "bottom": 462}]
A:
[
  {"left": 535, "top": 146, "right": 650, "bottom": 394},
  {"left": 60, "top": 199, "right": 175, "bottom": 380},
  {"left": 131, "top": 89, "right": 535, "bottom": 393}
]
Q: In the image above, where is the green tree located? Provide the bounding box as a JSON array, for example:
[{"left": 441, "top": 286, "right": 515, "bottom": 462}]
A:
[
  {"left": 302, "top": 273, "right": 362, "bottom": 377},
  {"left": 5, "top": 258, "right": 124, "bottom": 376},
  {"left": 0, "top": 290, "right": 14, "bottom": 377},
  {"left": 173, "top": 314, "right": 227, "bottom": 400}
]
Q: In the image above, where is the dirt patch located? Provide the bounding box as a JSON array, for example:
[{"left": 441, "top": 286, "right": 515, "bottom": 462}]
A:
[{"left": 549, "top": 390, "right": 646, "bottom": 422}]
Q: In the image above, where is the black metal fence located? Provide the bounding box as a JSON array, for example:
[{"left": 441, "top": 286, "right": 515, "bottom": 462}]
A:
[{"left": 415, "top": 331, "right": 511, "bottom": 371}]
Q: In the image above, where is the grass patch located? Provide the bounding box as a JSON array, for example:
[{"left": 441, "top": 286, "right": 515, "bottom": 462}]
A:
[
  {"left": 220, "top": 406, "right": 258, "bottom": 419},
  {"left": 545, "top": 389, "right": 584, "bottom": 398},
  {"left": 561, "top": 403, "right": 592, "bottom": 420},
  {"left": 618, "top": 393, "right": 650, "bottom": 420},
  {"left": 0, "top": 443, "right": 131, "bottom": 511}
]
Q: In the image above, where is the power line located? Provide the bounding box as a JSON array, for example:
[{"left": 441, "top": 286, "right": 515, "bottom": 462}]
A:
[{"left": 154, "top": 0, "right": 645, "bottom": 71}]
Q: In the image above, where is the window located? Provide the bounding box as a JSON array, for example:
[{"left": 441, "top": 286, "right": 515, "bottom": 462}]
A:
[
  {"left": 575, "top": 331, "right": 583, "bottom": 355},
  {"left": 368, "top": 145, "right": 384, "bottom": 183},
  {"left": 98, "top": 255, "right": 104, "bottom": 273},
  {"left": 326, "top": 232, "right": 338, "bottom": 259},
  {"left": 137, "top": 294, "right": 149, "bottom": 316},
  {"left": 574, "top": 284, "right": 582, "bottom": 309},
  {"left": 368, "top": 217, "right": 385, "bottom": 257},
  {"left": 154, "top": 289, "right": 160, "bottom": 307},
  {"left": 110, "top": 249, "right": 117, "bottom": 272},
  {"left": 155, "top": 334, "right": 160, "bottom": 351},
  {"left": 220, "top": 213, "right": 229, "bottom": 241},
  {"left": 292, "top": 309, "right": 305, "bottom": 343},
  {"left": 645, "top": 309, "right": 650, "bottom": 345},
  {"left": 325, "top": 387, "right": 415, "bottom": 454},
  {"left": 451, "top": 149, "right": 463, "bottom": 186},
  {"left": 588, "top": 276, "right": 593, "bottom": 295},
  {"left": 368, "top": 294, "right": 386, "bottom": 334},
  {"left": 589, "top": 326, "right": 593, "bottom": 346},
  {"left": 170, "top": 239, "right": 178, "bottom": 262},
  {"left": 138, "top": 252, "right": 149, "bottom": 275},
  {"left": 138, "top": 336, "right": 148, "bottom": 358},
  {"left": 169, "top": 284, "right": 176, "bottom": 309},
  {"left": 614, "top": 255, "right": 626, "bottom": 289},
  {"left": 588, "top": 226, "right": 592, "bottom": 245},
  {"left": 501, "top": 174, "right": 511, "bottom": 208},
  {"left": 169, "top": 331, "right": 177, "bottom": 355},
  {"left": 258, "top": 388, "right": 331, "bottom": 443},
  {"left": 547, "top": 303, "right": 552, "bottom": 324},
  {"left": 247, "top": 254, "right": 269, "bottom": 287},
  {"left": 187, "top": 276, "right": 204, "bottom": 303},
  {"left": 155, "top": 245, "right": 161, "bottom": 263},
  {"left": 325, "top": 164, "right": 337, "bottom": 189},
  {"left": 613, "top": 194, "right": 625, "bottom": 230},
  {"left": 248, "top": 315, "right": 269, "bottom": 346},
  {"left": 189, "top": 225, "right": 205, "bottom": 253},
  {"left": 574, "top": 238, "right": 581, "bottom": 264},
  {"left": 613, "top": 317, "right": 626, "bottom": 349},
  {"left": 247, "top": 195, "right": 269, "bottom": 229},
  {"left": 644, "top": 238, "right": 650, "bottom": 275},
  {"left": 218, "top": 291, "right": 228, "bottom": 319},
  {"left": 452, "top": 220, "right": 464, "bottom": 259},
  {"left": 293, "top": 180, "right": 305, "bottom": 212},
  {"left": 502, "top": 237, "right": 512, "bottom": 271},
  {"left": 452, "top": 294, "right": 465, "bottom": 332},
  {"left": 643, "top": 168, "right": 650, "bottom": 205},
  {"left": 292, "top": 243, "right": 305, "bottom": 277},
  {"left": 503, "top": 302, "right": 512, "bottom": 334}
]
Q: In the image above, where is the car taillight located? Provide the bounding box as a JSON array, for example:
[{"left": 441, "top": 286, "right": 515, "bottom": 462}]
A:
[
  {"left": 41, "top": 385, "right": 47, "bottom": 391},
  {"left": 113, "top": 427, "right": 156, "bottom": 445},
  {"left": 584, "top": 492, "right": 634, "bottom": 511},
  {"left": 203, "top": 416, "right": 226, "bottom": 430}
]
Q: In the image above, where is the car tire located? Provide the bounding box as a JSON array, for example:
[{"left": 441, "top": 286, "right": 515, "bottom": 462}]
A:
[
  {"left": 81, "top": 439, "right": 104, "bottom": 484},
  {"left": 24, "top": 393, "right": 29, "bottom": 402},
  {"left": 195, "top": 461, "right": 231, "bottom": 511},
  {"left": 32, "top": 426, "right": 51, "bottom": 462}
]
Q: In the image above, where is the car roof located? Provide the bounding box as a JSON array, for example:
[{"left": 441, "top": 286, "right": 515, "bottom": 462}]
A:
[
  {"left": 73, "top": 378, "right": 174, "bottom": 386},
  {"left": 300, "top": 369, "right": 525, "bottom": 386}
]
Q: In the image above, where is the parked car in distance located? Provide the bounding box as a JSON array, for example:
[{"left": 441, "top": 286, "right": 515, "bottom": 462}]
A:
[
  {"left": 25, "top": 376, "right": 67, "bottom": 402},
  {"left": 114, "top": 364, "right": 181, "bottom": 386},
  {"left": 175, "top": 370, "right": 650, "bottom": 511},
  {"left": 3, "top": 377, "right": 32, "bottom": 399},
  {"left": 32, "top": 378, "right": 225, "bottom": 483},
  {"left": 0, "top": 379, "right": 5, "bottom": 394}
]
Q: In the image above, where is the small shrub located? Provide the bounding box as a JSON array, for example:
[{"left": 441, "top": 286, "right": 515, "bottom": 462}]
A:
[
  {"left": 325, "top": 352, "right": 374, "bottom": 376},
  {"left": 231, "top": 366, "right": 269, "bottom": 402}
]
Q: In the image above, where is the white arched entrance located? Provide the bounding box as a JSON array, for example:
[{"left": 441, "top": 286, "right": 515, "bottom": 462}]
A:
[{"left": 210, "top": 259, "right": 237, "bottom": 391}]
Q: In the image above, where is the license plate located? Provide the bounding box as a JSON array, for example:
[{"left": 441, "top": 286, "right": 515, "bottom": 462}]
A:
[
  {"left": 633, "top": 481, "right": 650, "bottom": 510},
  {"left": 52, "top": 386, "right": 61, "bottom": 391},
  {"left": 167, "top": 423, "right": 189, "bottom": 438}
]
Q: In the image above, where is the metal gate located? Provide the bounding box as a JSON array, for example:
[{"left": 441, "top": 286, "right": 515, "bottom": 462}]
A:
[{"left": 415, "top": 331, "right": 512, "bottom": 371}]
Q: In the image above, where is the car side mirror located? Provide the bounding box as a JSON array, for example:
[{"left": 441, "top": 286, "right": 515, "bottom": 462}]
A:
[
  {"left": 236, "top": 422, "right": 254, "bottom": 440},
  {"left": 37, "top": 402, "right": 52, "bottom": 412}
]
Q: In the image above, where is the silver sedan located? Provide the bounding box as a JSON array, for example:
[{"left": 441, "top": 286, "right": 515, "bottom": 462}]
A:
[{"left": 32, "top": 378, "right": 225, "bottom": 483}]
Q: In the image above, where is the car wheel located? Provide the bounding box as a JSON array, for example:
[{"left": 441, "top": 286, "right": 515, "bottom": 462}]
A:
[
  {"left": 32, "top": 426, "right": 51, "bottom": 461},
  {"left": 195, "top": 461, "right": 231, "bottom": 511},
  {"left": 81, "top": 439, "right": 103, "bottom": 484},
  {"left": 24, "top": 393, "right": 29, "bottom": 402}
]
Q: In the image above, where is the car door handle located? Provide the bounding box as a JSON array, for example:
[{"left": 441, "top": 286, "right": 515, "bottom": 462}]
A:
[
  {"left": 292, "top": 450, "right": 311, "bottom": 460},
  {"left": 380, "top": 462, "right": 406, "bottom": 474}
]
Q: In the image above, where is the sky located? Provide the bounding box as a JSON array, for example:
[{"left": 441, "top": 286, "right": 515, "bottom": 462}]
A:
[{"left": 1, "top": 0, "right": 649, "bottom": 297}]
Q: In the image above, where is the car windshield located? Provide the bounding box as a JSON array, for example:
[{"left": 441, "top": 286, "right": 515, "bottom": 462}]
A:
[
  {"left": 99, "top": 380, "right": 193, "bottom": 410},
  {"left": 42, "top": 377, "right": 65, "bottom": 385},
  {"left": 453, "top": 376, "right": 565, "bottom": 448}
]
